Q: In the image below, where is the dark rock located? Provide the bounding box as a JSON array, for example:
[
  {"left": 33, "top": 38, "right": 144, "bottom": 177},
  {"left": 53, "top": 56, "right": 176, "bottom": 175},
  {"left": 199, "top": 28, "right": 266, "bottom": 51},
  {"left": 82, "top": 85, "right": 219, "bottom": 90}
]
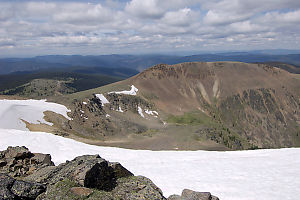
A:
[
  {"left": 113, "top": 176, "right": 166, "bottom": 200},
  {"left": 0, "top": 173, "right": 45, "bottom": 200},
  {"left": 11, "top": 180, "right": 46, "bottom": 199},
  {"left": 0, "top": 160, "right": 7, "bottom": 167},
  {"left": 25, "top": 154, "right": 117, "bottom": 191},
  {"left": 0, "top": 146, "right": 54, "bottom": 178},
  {"left": 0, "top": 174, "right": 16, "bottom": 200},
  {"left": 0, "top": 186, "right": 15, "bottom": 200},
  {"left": 4, "top": 146, "right": 33, "bottom": 160},
  {"left": 0, "top": 173, "right": 15, "bottom": 188},
  {"left": 30, "top": 153, "right": 54, "bottom": 166},
  {"left": 109, "top": 162, "right": 133, "bottom": 179}
]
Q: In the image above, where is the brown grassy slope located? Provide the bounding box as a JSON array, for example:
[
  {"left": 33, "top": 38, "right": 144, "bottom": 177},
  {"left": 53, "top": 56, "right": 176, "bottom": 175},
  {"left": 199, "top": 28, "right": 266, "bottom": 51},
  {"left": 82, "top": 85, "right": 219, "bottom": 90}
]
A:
[{"left": 127, "top": 62, "right": 299, "bottom": 115}]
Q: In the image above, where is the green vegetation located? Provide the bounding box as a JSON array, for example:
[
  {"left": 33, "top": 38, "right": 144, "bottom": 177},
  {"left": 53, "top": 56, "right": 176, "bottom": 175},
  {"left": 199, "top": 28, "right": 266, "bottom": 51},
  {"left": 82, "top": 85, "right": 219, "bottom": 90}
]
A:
[
  {"left": 44, "top": 178, "right": 114, "bottom": 200},
  {"left": 166, "top": 111, "right": 215, "bottom": 126}
]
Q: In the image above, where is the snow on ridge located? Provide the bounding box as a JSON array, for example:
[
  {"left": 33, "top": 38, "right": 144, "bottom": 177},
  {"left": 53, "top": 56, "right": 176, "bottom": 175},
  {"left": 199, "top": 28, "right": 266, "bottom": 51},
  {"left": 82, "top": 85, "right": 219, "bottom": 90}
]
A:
[
  {"left": 95, "top": 94, "right": 110, "bottom": 106},
  {"left": 0, "top": 99, "right": 71, "bottom": 131},
  {"left": 117, "top": 106, "right": 124, "bottom": 113},
  {"left": 0, "top": 128, "right": 299, "bottom": 200},
  {"left": 109, "top": 85, "right": 138, "bottom": 95},
  {"left": 145, "top": 109, "right": 158, "bottom": 116},
  {"left": 138, "top": 106, "right": 144, "bottom": 118}
]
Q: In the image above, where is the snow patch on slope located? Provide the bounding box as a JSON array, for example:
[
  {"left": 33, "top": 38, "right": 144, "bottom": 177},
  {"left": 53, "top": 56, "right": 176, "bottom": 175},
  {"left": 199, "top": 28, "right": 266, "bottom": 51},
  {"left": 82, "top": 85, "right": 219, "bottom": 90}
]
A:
[
  {"left": 109, "top": 85, "right": 138, "bottom": 95},
  {"left": 0, "top": 129, "right": 299, "bottom": 200},
  {"left": 117, "top": 106, "right": 124, "bottom": 113},
  {"left": 0, "top": 99, "right": 71, "bottom": 131},
  {"left": 138, "top": 106, "right": 144, "bottom": 118},
  {"left": 145, "top": 109, "right": 158, "bottom": 116},
  {"left": 95, "top": 94, "right": 110, "bottom": 106}
]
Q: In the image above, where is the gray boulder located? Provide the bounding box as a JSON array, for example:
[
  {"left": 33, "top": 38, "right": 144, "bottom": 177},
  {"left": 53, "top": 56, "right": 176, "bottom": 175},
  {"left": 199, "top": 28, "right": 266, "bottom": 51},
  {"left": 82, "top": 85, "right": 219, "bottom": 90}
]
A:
[
  {"left": 0, "top": 146, "right": 54, "bottom": 178},
  {"left": 25, "top": 154, "right": 132, "bottom": 191},
  {"left": 0, "top": 173, "right": 46, "bottom": 200},
  {"left": 167, "top": 189, "right": 219, "bottom": 200}
]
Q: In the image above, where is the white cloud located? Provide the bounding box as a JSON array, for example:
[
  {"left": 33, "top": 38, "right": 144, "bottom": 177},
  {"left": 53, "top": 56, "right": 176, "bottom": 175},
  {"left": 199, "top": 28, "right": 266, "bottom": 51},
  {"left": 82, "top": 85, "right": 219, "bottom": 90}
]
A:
[
  {"left": 0, "top": 0, "right": 300, "bottom": 56},
  {"left": 125, "top": 0, "right": 164, "bottom": 19},
  {"left": 161, "top": 8, "right": 196, "bottom": 27},
  {"left": 53, "top": 3, "right": 114, "bottom": 25},
  {"left": 204, "top": 10, "right": 251, "bottom": 25}
]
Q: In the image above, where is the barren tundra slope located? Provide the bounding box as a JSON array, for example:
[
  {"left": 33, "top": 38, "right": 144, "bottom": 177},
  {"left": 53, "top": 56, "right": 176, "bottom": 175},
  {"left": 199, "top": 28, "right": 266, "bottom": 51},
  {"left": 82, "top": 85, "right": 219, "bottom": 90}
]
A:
[{"left": 42, "top": 61, "right": 298, "bottom": 150}]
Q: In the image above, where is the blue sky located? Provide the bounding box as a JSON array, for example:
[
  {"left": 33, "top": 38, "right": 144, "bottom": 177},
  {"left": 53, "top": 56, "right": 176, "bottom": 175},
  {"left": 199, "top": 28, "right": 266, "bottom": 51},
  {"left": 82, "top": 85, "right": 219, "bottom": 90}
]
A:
[{"left": 0, "top": 0, "right": 300, "bottom": 57}]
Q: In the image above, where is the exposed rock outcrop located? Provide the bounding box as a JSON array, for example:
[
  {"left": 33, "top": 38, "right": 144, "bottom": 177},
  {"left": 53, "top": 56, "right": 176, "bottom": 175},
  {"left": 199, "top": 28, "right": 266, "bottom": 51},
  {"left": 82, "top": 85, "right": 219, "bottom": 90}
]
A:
[
  {"left": 0, "top": 146, "right": 54, "bottom": 178},
  {"left": 0, "top": 146, "right": 220, "bottom": 199},
  {"left": 0, "top": 146, "right": 219, "bottom": 200},
  {"left": 168, "top": 189, "right": 219, "bottom": 200},
  {"left": 0, "top": 173, "right": 46, "bottom": 200}
]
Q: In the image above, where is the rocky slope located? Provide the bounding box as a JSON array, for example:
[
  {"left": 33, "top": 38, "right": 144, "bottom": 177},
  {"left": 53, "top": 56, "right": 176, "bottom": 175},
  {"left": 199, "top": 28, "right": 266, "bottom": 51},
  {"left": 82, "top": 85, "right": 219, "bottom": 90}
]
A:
[
  {"left": 23, "top": 62, "right": 300, "bottom": 150},
  {"left": 0, "top": 146, "right": 219, "bottom": 200}
]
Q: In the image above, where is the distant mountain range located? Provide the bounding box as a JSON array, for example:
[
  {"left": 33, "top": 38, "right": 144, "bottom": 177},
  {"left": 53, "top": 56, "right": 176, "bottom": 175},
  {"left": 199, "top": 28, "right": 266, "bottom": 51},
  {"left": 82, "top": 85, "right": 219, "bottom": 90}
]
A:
[{"left": 1, "top": 53, "right": 300, "bottom": 75}]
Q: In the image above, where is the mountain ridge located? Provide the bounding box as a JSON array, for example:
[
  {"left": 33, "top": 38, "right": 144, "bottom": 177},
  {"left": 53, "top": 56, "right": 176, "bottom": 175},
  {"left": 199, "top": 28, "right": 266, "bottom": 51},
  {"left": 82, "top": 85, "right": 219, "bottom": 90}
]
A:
[{"left": 36, "top": 61, "right": 299, "bottom": 150}]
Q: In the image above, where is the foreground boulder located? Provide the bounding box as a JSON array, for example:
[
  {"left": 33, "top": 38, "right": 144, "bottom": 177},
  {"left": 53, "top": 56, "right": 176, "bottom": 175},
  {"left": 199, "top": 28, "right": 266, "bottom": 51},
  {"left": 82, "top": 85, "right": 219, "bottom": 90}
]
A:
[
  {"left": 0, "top": 146, "right": 54, "bottom": 178},
  {"left": 24, "top": 154, "right": 132, "bottom": 191},
  {"left": 0, "top": 173, "right": 46, "bottom": 200},
  {"left": 0, "top": 146, "right": 220, "bottom": 200}
]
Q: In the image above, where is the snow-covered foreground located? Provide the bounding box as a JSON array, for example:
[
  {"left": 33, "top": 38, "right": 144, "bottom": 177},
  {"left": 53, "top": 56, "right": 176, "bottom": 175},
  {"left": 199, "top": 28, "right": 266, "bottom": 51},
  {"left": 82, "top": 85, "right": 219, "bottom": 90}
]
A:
[
  {"left": 1, "top": 128, "right": 299, "bottom": 200},
  {"left": 0, "top": 99, "right": 71, "bottom": 130}
]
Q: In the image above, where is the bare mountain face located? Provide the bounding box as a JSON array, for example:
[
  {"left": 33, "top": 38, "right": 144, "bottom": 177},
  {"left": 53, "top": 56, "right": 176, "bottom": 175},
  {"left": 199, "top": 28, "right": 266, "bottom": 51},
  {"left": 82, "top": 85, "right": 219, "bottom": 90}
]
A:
[
  {"left": 127, "top": 62, "right": 300, "bottom": 149},
  {"left": 36, "top": 62, "right": 300, "bottom": 150}
]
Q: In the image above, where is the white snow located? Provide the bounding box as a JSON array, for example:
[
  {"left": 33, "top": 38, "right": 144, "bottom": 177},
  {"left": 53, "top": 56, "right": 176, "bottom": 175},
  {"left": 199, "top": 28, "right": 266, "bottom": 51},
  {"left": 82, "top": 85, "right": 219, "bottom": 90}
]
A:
[
  {"left": 145, "top": 109, "right": 158, "bottom": 116},
  {"left": 109, "top": 85, "right": 138, "bottom": 95},
  {"left": 0, "top": 129, "right": 299, "bottom": 200},
  {"left": 117, "top": 106, "right": 124, "bottom": 113},
  {"left": 0, "top": 99, "right": 71, "bottom": 131},
  {"left": 95, "top": 94, "right": 110, "bottom": 106},
  {"left": 138, "top": 106, "right": 145, "bottom": 118}
]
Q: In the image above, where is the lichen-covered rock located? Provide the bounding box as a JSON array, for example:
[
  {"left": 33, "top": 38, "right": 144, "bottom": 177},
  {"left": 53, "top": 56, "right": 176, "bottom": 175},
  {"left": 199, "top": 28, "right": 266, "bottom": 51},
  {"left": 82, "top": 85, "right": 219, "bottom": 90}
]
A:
[
  {"left": 109, "top": 162, "right": 133, "bottom": 179},
  {"left": 0, "top": 173, "right": 46, "bottom": 200},
  {"left": 1, "top": 147, "right": 219, "bottom": 200},
  {"left": 25, "top": 155, "right": 117, "bottom": 191},
  {"left": 0, "top": 173, "right": 16, "bottom": 200},
  {"left": 11, "top": 180, "right": 46, "bottom": 199},
  {"left": 0, "top": 146, "right": 54, "bottom": 178},
  {"left": 36, "top": 178, "right": 114, "bottom": 200},
  {"left": 168, "top": 189, "right": 219, "bottom": 200},
  {"left": 112, "top": 176, "right": 166, "bottom": 200}
]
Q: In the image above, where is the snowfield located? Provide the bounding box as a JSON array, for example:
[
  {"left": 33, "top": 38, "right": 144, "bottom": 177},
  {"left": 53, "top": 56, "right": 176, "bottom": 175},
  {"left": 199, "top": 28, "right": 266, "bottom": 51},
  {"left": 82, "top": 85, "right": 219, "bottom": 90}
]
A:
[
  {"left": 95, "top": 94, "right": 110, "bottom": 106},
  {"left": 0, "top": 99, "right": 71, "bottom": 130},
  {"left": 0, "top": 128, "right": 299, "bottom": 200},
  {"left": 109, "top": 85, "right": 138, "bottom": 95},
  {"left": 0, "top": 99, "right": 299, "bottom": 200}
]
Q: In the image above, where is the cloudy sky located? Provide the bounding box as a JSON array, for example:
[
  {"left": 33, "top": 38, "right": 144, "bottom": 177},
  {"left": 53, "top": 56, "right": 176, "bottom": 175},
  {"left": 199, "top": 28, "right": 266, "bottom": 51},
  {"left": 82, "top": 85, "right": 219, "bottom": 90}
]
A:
[{"left": 1, "top": 0, "right": 300, "bottom": 57}]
